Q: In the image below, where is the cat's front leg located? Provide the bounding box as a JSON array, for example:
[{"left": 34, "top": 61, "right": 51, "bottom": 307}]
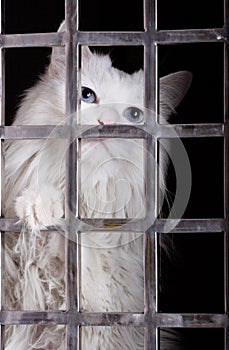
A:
[{"left": 15, "top": 185, "right": 64, "bottom": 230}]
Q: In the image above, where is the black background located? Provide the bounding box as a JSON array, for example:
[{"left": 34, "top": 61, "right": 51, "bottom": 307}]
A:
[{"left": 3, "top": 0, "right": 226, "bottom": 348}]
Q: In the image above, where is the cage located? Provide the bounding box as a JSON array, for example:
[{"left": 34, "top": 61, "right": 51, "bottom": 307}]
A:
[{"left": 0, "top": 0, "right": 228, "bottom": 349}]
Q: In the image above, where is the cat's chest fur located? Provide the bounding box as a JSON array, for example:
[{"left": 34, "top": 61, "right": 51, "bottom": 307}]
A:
[{"left": 80, "top": 138, "right": 145, "bottom": 219}]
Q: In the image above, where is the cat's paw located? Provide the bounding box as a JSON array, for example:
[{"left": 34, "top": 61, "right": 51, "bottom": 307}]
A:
[{"left": 15, "top": 186, "right": 64, "bottom": 230}]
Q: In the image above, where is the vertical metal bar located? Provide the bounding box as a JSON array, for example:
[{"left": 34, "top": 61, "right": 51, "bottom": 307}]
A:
[
  {"left": 145, "top": 324, "right": 158, "bottom": 350},
  {"left": 144, "top": 0, "right": 158, "bottom": 348},
  {"left": 0, "top": 0, "right": 4, "bottom": 347},
  {"left": 144, "top": 2, "right": 157, "bottom": 111},
  {"left": 144, "top": 230, "right": 158, "bottom": 349},
  {"left": 0, "top": 47, "right": 3, "bottom": 313},
  {"left": 224, "top": 1, "right": 229, "bottom": 349},
  {"left": 224, "top": 0, "right": 229, "bottom": 32},
  {"left": 65, "top": 0, "right": 80, "bottom": 348},
  {"left": 226, "top": 328, "right": 229, "bottom": 350}
]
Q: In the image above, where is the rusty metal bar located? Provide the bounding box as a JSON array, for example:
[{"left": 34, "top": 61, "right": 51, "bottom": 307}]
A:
[
  {"left": 0, "top": 218, "right": 225, "bottom": 233},
  {"left": 0, "top": 28, "right": 227, "bottom": 48},
  {"left": 65, "top": 0, "right": 79, "bottom": 349},
  {"left": 156, "top": 29, "right": 226, "bottom": 44},
  {"left": 1, "top": 32, "right": 65, "bottom": 48},
  {"left": 0, "top": 123, "right": 224, "bottom": 140},
  {"left": 224, "top": 1, "right": 229, "bottom": 350},
  {"left": 0, "top": 310, "right": 227, "bottom": 328},
  {"left": 0, "top": 1, "right": 4, "bottom": 347},
  {"left": 143, "top": 0, "right": 158, "bottom": 348}
]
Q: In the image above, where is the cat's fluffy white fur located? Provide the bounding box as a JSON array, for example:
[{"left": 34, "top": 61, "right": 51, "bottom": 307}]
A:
[{"left": 3, "top": 22, "right": 192, "bottom": 350}]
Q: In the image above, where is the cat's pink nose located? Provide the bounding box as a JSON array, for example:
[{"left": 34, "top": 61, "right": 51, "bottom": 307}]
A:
[
  {"left": 97, "top": 107, "right": 119, "bottom": 125},
  {"left": 98, "top": 119, "right": 115, "bottom": 125}
]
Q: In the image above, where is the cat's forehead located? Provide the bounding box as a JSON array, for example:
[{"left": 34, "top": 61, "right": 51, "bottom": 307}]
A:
[{"left": 81, "top": 53, "right": 144, "bottom": 104}]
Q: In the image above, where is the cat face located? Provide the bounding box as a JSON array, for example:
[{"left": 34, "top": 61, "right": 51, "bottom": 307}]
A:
[
  {"left": 79, "top": 49, "right": 144, "bottom": 125},
  {"left": 50, "top": 24, "right": 192, "bottom": 126},
  {"left": 48, "top": 25, "right": 192, "bottom": 219},
  {"left": 78, "top": 47, "right": 192, "bottom": 126}
]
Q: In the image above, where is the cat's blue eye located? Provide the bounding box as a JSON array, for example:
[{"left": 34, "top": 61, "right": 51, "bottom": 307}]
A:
[
  {"left": 123, "top": 107, "right": 144, "bottom": 123},
  {"left": 81, "top": 87, "right": 97, "bottom": 103}
]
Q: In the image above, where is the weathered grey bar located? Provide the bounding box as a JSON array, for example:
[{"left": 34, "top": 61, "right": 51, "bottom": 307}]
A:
[
  {"left": 223, "top": 1, "right": 229, "bottom": 347},
  {"left": 156, "top": 29, "right": 226, "bottom": 44},
  {"left": 159, "top": 123, "right": 224, "bottom": 138},
  {"left": 0, "top": 218, "right": 225, "bottom": 233},
  {"left": 0, "top": 310, "right": 227, "bottom": 328},
  {"left": 78, "top": 218, "right": 226, "bottom": 233},
  {"left": 65, "top": 1, "right": 80, "bottom": 349},
  {"left": 0, "top": 6, "right": 4, "bottom": 350},
  {"left": 0, "top": 123, "right": 224, "bottom": 140},
  {"left": 144, "top": 0, "right": 160, "bottom": 348},
  {"left": 0, "top": 28, "right": 226, "bottom": 48},
  {"left": 1, "top": 32, "right": 65, "bottom": 48},
  {"left": 1, "top": 125, "right": 68, "bottom": 139}
]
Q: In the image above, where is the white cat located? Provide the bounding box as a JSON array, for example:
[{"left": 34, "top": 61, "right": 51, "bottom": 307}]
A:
[{"left": 3, "top": 22, "right": 192, "bottom": 350}]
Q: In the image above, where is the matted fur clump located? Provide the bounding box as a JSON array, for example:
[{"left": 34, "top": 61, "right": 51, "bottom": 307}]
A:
[{"left": 3, "top": 22, "right": 191, "bottom": 350}]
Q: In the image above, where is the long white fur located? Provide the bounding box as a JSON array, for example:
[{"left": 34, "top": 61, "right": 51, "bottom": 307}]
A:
[{"left": 3, "top": 22, "right": 192, "bottom": 350}]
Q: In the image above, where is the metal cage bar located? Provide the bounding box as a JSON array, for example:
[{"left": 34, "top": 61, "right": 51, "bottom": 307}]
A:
[
  {"left": 0, "top": 1, "right": 227, "bottom": 350},
  {"left": 0, "top": 123, "right": 224, "bottom": 139},
  {"left": 0, "top": 29, "right": 226, "bottom": 48},
  {"left": 65, "top": 1, "right": 80, "bottom": 349},
  {"left": 0, "top": 0, "right": 4, "bottom": 347},
  {"left": 143, "top": 0, "right": 158, "bottom": 348},
  {"left": 0, "top": 310, "right": 227, "bottom": 328},
  {"left": 224, "top": 1, "right": 229, "bottom": 350},
  {"left": 0, "top": 217, "right": 226, "bottom": 233}
]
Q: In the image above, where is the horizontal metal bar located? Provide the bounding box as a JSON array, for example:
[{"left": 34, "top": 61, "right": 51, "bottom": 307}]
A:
[
  {"left": 0, "top": 310, "right": 143, "bottom": 326},
  {"left": 156, "top": 29, "right": 226, "bottom": 44},
  {"left": 158, "top": 124, "right": 224, "bottom": 138},
  {"left": 0, "top": 218, "right": 225, "bottom": 233},
  {"left": 0, "top": 125, "right": 147, "bottom": 140},
  {"left": 0, "top": 310, "right": 227, "bottom": 328},
  {"left": 0, "top": 32, "right": 65, "bottom": 48},
  {"left": 156, "top": 313, "right": 228, "bottom": 328},
  {"left": 1, "top": 125, "right": 69, "bottom": 139},
  {"left": 0, "top": 310, "right": 67, "bottom": 325},
  {"left": 158, "top": 218, "right": 226, "bottom": 233},
  {"left": 75, "top": 31, "right": 145, "bottom": 46},
  {"left": 78, "top": 312, "right": 144, "bottom": 327},
  {"left": 77, "top": 29, "right": 226, "bottom": 46},
  {"left": 79, "top": 218, "right": 226, "bottom": 233},
  {"left": 0, "top": 28, "right": 226, "bottom": 48},
  {"left": 0, "top": 124, "right": 224, "bottom": 140}
]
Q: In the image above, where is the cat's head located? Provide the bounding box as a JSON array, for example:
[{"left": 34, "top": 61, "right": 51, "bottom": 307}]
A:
[
  {"left": 47, "top": 23, "right": 193, "bottom": 219},
  {"left": 50, "top": 22, "right": 192, "bottom": 124}
]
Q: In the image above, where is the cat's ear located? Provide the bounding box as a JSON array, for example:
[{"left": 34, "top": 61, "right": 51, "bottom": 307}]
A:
[
  {"left": 159, "top": 71, "right": 192, "bottom": 117},
  {"left": 49, "top": 21, "right": 66, "bottom": 76},
  {"left": 57, "top": 21, "right": 65, "bottom": 33},
  {"left": 49, "top": 21, "right": 92, "bottom": 76},
  {"left": 82, "top": 46, "right": 93, "bottom": 60}
]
